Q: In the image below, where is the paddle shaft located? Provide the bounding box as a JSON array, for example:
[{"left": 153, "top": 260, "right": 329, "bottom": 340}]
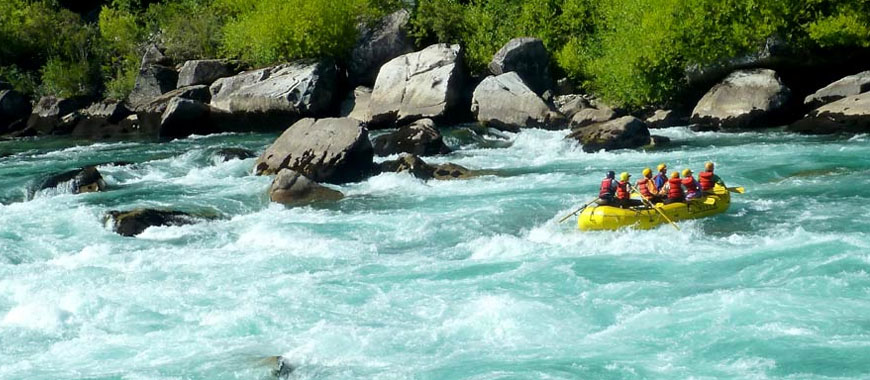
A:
[
  {"left": 629, "top": 184, "right": 681, "bottom": 231},
  {"left": 559, "top": 198, "right": 598, "bottom": 223},
  {"left": 727, "top": 186, "right": 745, "bottom": 194}
]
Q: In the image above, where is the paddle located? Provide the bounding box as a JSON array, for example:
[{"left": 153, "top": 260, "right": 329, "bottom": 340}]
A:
[
  {"left": 558, "top": 198, "right": 598, "bottom": 223},
  {"left": 629, "top": 184, "right": 680, "bottom": 231},
  {"left": 727, "top": 186, "right": 745, "bottom": 194}
]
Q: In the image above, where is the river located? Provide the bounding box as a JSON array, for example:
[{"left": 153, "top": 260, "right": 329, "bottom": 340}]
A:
[{"left": 1, "top": 127, "right": 869, "bottom": 379}]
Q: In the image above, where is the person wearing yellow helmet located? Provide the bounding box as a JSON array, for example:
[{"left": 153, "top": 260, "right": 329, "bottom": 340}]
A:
[
  {"left": 698, "top": 161, "right": 724, "bottom": 192},
  {"left": 635, "top": 167, "right": 662, "bottom": 203},
  {"left": 663, "top": 170, "right": 684, "bottom": 204},
  {"left": 653, "top": 163, "right": 668, "bottom": 190},
  {"left": 681, "top": 168, "right": 701, "bottom": 200},
  {"left": 615, "top": 172, "right": 632, "bottom": 207}
]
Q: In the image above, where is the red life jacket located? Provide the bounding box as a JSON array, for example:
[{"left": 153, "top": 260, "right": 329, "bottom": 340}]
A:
[
  {"left": 668, "top": 178, "right": 684, "bottom": 199},
  {"left": 699, "top": 171, "right": 715, "bottom": 190},
  {"left": 616, "top": 181, "right": 630, "bottom": 200},
  {"left": 599, "top": 178, "right": 614, "bottom": 198},
  {"left": 682, "top": 176, "right": 699, "bottom": 194},
  {"left": 636, "top": 178, "right": 652, "bottom": 198}
]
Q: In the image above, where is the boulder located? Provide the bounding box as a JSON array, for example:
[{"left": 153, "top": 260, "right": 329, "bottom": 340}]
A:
[
  {"left": 471, "top": 72, "right": 566, "bottom": 131},
  {"left": 254, "top": 118, "right": 374, "bottom": 184},
  {"left": 645, "top": 109, "right": 688, "bottom": 129},
  {"left": 106, "top": 208, "right": 207, "bottom": 237},
  {"left": 135, "top": 86, "right": 213, "bottom": 139},
  {"left": 0, "top": 90, "right": 31, "bottom": 134},
  {"left": 647, "top": 135, "right": 671, "bottom": 148},
  {"left": 368, "top": 44, "right": 464, "bottom": 127},
  {"left": 691, "top": 69, "right": 791, "bottom": 130},
  {"left": 339, "top": 86, "right": 372, "bottom": 122},
  {"left": 209, "top": 60, "right": 336, "bottom": 119},
  {"left": 789, "top": 92, "right": 870, "bottom": 134},
  {"left": 567, "top": 116, "right": 651, "bottom": 152},
  {"left": 804, "top": 70, "right": 870, "bottom": 109},
  {"left": 372, "top": 118, "right": 450, "bottom": 156},
  {"left": 554, "top": 94, "right": 592, "bottom": 119},
  {"left": 489, "top": 38, "right": 552, "bottom": 95},
  {"left": 128, "top": 64, "right": 178, "bottom": 108},
  {"left": 81, "top": 100, "right": 132, "bottom": 124},
  {"left": 213, "top": 148, "right": 256, "bottom": 162},
  {"left": 379, "top": 153, "right": 477, "bottom": 180},
  {"left": 570, "top": 107, "right": 617, "bottom": 129},
  {"left": 348, "top": 9, "right": 415, "bottom": 86},
  {"left": 69, "top": 100, "right": 137, "bottom": 140},
  {"left": 26, "top": 96, "right": 88, "bottom": 135},
  {"left": 269, "top": 169, "right": 344, "bottom": 206},
  {"left": 177, "top": 59, "right": 235, "bottom": 87},
  {"left": 32, "top": 166, "right": 106, "bottom": 196}
]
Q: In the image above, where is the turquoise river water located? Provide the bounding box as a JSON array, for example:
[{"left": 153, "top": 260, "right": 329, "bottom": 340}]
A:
[{"left": 1, "top": 127, "right": 870, "bottom": 379}]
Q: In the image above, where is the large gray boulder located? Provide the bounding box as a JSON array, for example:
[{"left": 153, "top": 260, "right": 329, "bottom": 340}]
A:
[
  {"left": 471, "top": 72, "right": 565, "bottom": 131},
  {"left": 209, "top": 60, "right": 336, "bottom": 117},
  {"left": 0, "top": 90, "right": 31, "bottom": 134},
  {"left": 804, "top": 70, "right": 870, "bottom": 109},
  {"left": 254, "top": 118, "right": 374, "bottom": 184},
  {"left": 81, "top": 100, "right": 132, "bottom": 123},
  {"left": 134, "top": 85, "right": 213, "bottom": 139},
  {"left": 269, "top": 169, "right": 344, "bottom": 206},
  {"left": 789, "top": 92, "right": 870, "bottom": 134},
  {"left": 349, "top": 9, "right": 415, "bottom": 86},
  {"left": 339, "top": 86, "right": 372, "bottom": 122},
  {"left": 488, "top": 38, "right": 551, "bottom": 95},
  {"left": 26, "top": 96, "right": 87, "bottom": 135},
  {"left": 69, "top": 100, "right": 137, "bottom": 140},
  {"left": 128, "top": 64, "right": 178, "bottom": 108},
  {"left": 372, "top": 118, "right": 450, "bottom": 156},
  {"left": 570, "top": 107, "right": 617, "bottom": 129},
  {"left": 567, "top": 116, "right": 652, "bottom": 152},
  {"left": 691, "top": 69, "right": 791, "bottom": 130},
  {"left": 368, "top": 44, "right": 464, "bottom": 127},
  {"left": 177, "top": 59, "right": 235, "bottom": 87}
]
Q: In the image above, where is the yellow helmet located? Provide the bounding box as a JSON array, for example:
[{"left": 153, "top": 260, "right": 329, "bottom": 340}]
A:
[
  {"left": 657, "top": 163, "right": 667, "bottom": 172},
  {"left": 642, "top": 168, "right": 652, "bottom": 177},
  {"left": 670, "top": 171, "right": 680, "bottom": 179},
  {"left": 682, "top": 168, "right": 692, "bottom": 177},
  {"left": 620, "top": 172, "right": 631, "bottom": 181},
  {"left": 705, "top": 161, "right": 714, "bottom": 171}
]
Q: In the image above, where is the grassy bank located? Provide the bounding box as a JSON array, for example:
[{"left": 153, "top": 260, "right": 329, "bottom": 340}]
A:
[{"left": 2, "top": 0, "right": 869, "bottom": 108}]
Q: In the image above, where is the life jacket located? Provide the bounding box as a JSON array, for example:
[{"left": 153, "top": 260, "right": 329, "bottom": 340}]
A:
[
  {"left": 616, "top": 181, "right": 630, "bottom": 200},
  {"left": 667, "top": 177, "right": 684, "bottom": 200},
  {"left": 699, "top": 171, "right": 715, "bottom": 191},
  {"left": 682, "top": 176, "right": 699, "bottom": 194},
  {"left": 599, "top": 178, "right": 614, "bottom": 199},
  {"left": 636, "top": 178, "right": 653, "bottom": 198}
]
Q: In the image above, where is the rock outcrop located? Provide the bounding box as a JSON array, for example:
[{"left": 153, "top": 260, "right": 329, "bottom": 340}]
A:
[
  {"left": 70, "top": 100, "right": 137, "bottom": 140},
  {"left": 372, "top": 118, "right": 450, "bottom": 156},
  {"left": 379, "top": 153, "right": 477, "bottom": 180},
  {"left": 0, "top": 89, "right": 31, "bottom": 134},
  {"left": 105, "top": 208, "right": 207, "bottom": 237},
  {"left": 269, "top": 169, "right": 344, "bottom": 206},
  {"left": 368, "top": 44, "right": 464, "bottom": 127},
  {"left": 488, "top": 37, "right": 552, "bottom": 95},
  {"left": 177, "top": 59, "right": 235, "bottom": 87},
  {"left": 570, "top": 107, "right": 617, "bottom": 129},
  {"left": 567, "top": 116, "right": 652, "bottom": 152},
  {"left": 789, "top": 92, "right": 870, "bottom": 134},
  {"left": 691, "top": 69, "right": 791, "bottom": 130},
  {"left": 26, "top": 96, "right": 87, "bottom": 135},
  {"left": 803, "top": 70, "right": 870, "bottom": 109},
  {"left": 254, "top": 118, "right": 373, "bottom": 184},
  {"left": 348, "top": 9, "right": 414, "bottom": 86},
  {"left": 135, "top": 86, "right": 213, "bottom": 139},
  {"left": 128, "top": 64, "right": 178, "bottom": 108},
  {"left": 32, "top": 166, "right": 106, "bottom": 196},
  {"left": 554, "top": 94, "right": 592, "bottom": 120},
  {"left": 471, "top": 72, "right": 565, "bottom": 131},
  {"left": 646, "top": 109, "right": 688, "bottom": 129}
]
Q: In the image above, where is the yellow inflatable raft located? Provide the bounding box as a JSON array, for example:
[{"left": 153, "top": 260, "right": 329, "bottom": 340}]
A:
[{"left": 578, "top": 184, "right": 731, "bottom": 231}]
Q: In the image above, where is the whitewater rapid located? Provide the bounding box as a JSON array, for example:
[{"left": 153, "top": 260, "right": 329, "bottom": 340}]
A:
[{"left": 1, "top": 128, "right": 870, "bottom": 379}]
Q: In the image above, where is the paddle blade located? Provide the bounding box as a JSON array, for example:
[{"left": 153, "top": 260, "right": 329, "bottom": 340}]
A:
[{"left": 727, "top": 186, "right": 745, "bottom": 194}]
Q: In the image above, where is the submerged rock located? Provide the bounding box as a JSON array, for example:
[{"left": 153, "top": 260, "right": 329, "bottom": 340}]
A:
[
  {"left": 33, "top": 166, "right": 106, "bottom": 196},
  {"left": 471, "top": 72, "right": 565, "bottom": 131},
  {"left": 488, "top": 37, "right": 552, "bottom": 95},
  {"left": 567, "top": 116, "right": 652, "bottom": 152},
  {"left": 379, "top": 153, "right": 479, "bottom": 180},
  {"left": 368, "top": 44, "right": 464, "bottom": 127},
  {"left": 269, "top": 169, "right": 344, "bottom": 206},
  {"left": 789, "top": 92, "right": 870, "bottom": 134},
  {"left": 213, "top": 148, "right": 256, "bottom": 162},
  {"left": 255, "top": 118, "right": 374, "bottom": 184},
  {"left": 691, "top": 68, "right": 791, "bottom": 130},
  {"left": 372, "top": 118, "right": 450, "bottom": 156},
  {"left": 105, "top": 208, "right": 209, "bottom": 237}
]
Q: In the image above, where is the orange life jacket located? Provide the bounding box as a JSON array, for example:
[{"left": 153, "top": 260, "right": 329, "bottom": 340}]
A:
[
  {"left": 599, "top": 178, "right": 614, "bottom": 198},
  {"left": 616, "top": 180, "right": 630, "bottom": 200},
  {"left": 636, "top": 178, "right": 653, "bottom": 198},
  {"left": 682, "top": 176, "right": 699, "bottom": 194},
  {"left": 699, "top": 171, "right": 715, "bottom": 191},
  {"left": 668, "top": 178, "right": 684, "bottom": 200}
]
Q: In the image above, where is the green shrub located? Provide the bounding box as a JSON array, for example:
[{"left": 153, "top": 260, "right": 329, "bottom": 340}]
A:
[
  {"left": 146, "top": 0, "right": 223, "bottom": 61},
  {"left": 41, "top": 58, "right": 99, "bottom": 98},
  {"left": 807, "top": 12, "right": 870, "bottom": 48}
]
